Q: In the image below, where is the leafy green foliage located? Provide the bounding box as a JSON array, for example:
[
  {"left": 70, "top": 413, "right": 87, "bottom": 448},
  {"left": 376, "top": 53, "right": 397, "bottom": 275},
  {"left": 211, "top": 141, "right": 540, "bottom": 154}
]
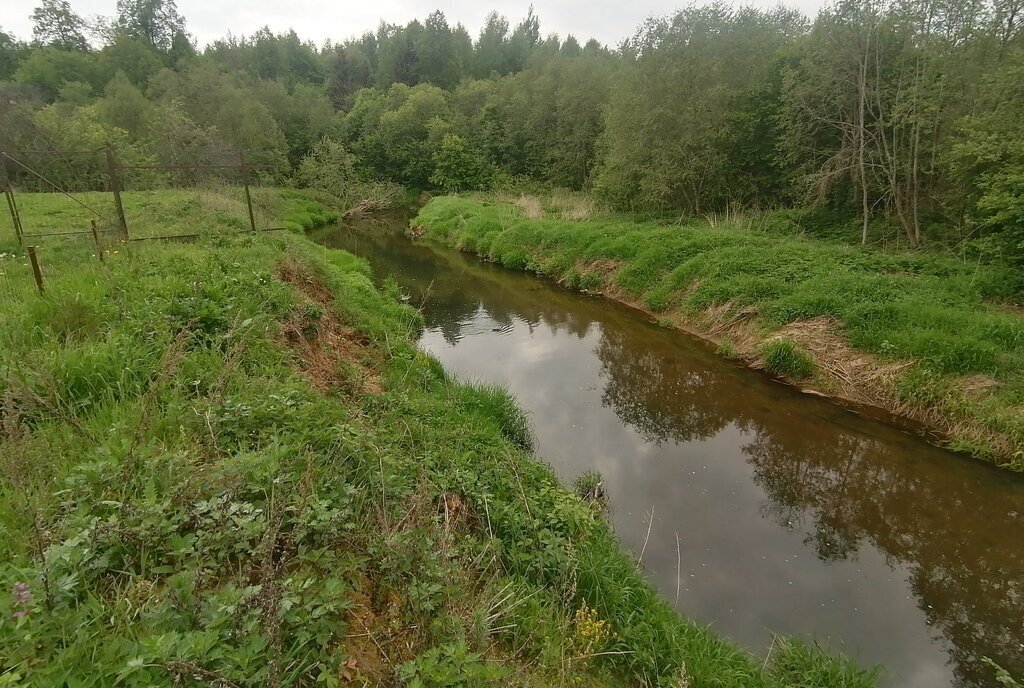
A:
[{"left": 430, "top": 134, "right": 492, "bottom": 192}]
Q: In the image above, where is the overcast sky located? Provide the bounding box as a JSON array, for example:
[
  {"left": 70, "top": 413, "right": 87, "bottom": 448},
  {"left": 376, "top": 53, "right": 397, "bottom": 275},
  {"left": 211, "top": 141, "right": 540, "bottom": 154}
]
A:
[{"left": 3, "top": 0, "right": 825, "bottom": 49}]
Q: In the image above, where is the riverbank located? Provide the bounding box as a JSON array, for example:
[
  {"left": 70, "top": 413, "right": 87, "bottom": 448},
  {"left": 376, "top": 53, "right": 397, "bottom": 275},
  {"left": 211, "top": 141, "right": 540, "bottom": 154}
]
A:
[
  {"left": 412, "top": 195, "right": 1024, "bottom": 469},
  {"left": 0, "top": 192, "right": 875, "bottom": 685}
]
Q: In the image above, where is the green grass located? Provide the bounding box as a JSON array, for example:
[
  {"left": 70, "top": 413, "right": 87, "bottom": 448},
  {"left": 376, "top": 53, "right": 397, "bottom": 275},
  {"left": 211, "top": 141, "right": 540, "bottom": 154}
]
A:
[
  {"left": 0, "top": 192, "right": 877, "bottom": 686},
  {"left": 1, "top": 186, "right": 337, "bottom": 243},
  {"left": 415, "top": 195, "right": 1024, "bottom": 465},
  {"left": 761, "top": 339, "right": 817, "bottom": 380}
]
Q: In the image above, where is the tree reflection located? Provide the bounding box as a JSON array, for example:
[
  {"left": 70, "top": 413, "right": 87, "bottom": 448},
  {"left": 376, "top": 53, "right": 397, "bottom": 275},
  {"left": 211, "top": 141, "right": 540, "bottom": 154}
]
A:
[
  {"left": 595, "top": 326, "right": 756, "bottom": 444},
  {"left": 593, "top": 300, "right": 1024, "bottom": 687},
  {"left": 744, "top": 422, "right": 1024, "bottom": 687}
]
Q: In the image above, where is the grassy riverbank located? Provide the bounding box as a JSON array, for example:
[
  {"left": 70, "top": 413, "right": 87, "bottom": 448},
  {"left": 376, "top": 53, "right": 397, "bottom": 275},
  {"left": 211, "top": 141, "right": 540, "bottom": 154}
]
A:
[
  {"left": 0, "top": 192, "right": 875, "bottom": 685},
  {"left": 413, "top": 195, "right": 1024, "bottom": 468}
]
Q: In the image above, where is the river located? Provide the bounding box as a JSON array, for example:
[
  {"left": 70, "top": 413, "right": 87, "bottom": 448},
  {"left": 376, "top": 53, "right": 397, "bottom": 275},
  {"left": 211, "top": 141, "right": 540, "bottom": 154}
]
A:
[{"left": 312, "top": 215, "right": 1024, "bottom": 688}]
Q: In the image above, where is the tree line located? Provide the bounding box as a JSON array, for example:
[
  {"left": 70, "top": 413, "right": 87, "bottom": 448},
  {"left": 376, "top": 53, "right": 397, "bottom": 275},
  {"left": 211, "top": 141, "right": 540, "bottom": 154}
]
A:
[{"left": 1, "top": 0, "right": 1022, "bottom": 256}]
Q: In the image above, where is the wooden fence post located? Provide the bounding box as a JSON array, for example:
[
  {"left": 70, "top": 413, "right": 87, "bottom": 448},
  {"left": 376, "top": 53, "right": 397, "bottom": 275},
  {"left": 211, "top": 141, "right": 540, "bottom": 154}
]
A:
[
  {"left": 27, "top": 245, "right": 44, "bottom": 294},
  {"left": 105, "top": 148, "right": 129, "bottom": 239},
  {"left": 2, "top": 157, "right": 25, "bottom": 246},
  {"left": 240, "top": 151, "right": 257, "bottom": 232},
  {"left": 90, "top": 219, "right": 105, "bottom": 262}
]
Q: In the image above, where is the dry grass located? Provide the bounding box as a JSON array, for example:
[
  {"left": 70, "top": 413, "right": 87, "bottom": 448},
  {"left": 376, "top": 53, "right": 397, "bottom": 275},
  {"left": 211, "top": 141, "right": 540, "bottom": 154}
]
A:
[
  {"left": 515, "top": 195, "right": 544, "bottom": 219},
  {"left": 550, "top": 190, "right": 599, "bottom": 221},
  {"left": 696, "top": 308, "right": 1014, "bottom": 456},
  {"left": 703, "top": 206, "right": 752, "bottom": 230}
]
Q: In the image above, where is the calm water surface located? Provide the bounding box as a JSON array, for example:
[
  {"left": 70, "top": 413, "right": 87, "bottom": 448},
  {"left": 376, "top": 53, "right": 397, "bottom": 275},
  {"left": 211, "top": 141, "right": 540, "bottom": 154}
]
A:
[{"left": 314, "top": 218, "right": 1024, "bottom": 688}]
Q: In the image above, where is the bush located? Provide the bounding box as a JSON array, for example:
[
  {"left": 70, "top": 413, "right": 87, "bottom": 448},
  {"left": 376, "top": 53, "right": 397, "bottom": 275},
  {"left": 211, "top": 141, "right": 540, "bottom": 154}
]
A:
[{"left": 297, "top": 137, "right": 403, "bottom": 214}]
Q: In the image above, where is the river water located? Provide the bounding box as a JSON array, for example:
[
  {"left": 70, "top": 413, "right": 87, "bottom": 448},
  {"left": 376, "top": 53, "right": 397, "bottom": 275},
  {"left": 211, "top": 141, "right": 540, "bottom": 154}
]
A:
[{"left": 313, "top": 217, "right": 1024, "bottom": 688}]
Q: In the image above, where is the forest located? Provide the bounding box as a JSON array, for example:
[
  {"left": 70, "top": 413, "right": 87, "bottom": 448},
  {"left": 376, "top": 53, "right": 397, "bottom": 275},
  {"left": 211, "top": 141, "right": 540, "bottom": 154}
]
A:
[{"left": 1, "top": 0, "right": 1022, "bottom": 260}]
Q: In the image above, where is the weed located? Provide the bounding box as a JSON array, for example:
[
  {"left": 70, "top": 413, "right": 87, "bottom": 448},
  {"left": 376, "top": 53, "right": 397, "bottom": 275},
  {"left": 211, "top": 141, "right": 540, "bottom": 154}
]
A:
[{"left": 572, "top": 470, "right": 606, "bottom": 506}]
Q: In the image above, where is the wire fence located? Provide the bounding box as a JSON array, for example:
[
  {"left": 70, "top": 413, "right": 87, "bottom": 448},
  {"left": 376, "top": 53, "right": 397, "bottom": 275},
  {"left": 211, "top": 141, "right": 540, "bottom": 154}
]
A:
[{"left": 0, "top": 148, "right": 293, "bottom": 304}]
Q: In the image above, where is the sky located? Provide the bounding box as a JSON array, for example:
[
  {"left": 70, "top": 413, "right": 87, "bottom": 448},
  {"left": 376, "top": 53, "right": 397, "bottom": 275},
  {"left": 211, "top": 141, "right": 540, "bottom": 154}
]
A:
[{"left": 2, "top": 0, "right": 826, "bottom": 49}]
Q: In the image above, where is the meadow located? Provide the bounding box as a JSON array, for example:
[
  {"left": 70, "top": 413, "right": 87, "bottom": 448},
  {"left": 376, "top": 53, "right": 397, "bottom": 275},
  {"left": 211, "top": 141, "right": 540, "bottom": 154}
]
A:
[
  {"left": 0, "top": 191, "right": 876, "bottom": 686},
  {"left": 414, "top": 194, "right": 1024, "bottom": 467}
]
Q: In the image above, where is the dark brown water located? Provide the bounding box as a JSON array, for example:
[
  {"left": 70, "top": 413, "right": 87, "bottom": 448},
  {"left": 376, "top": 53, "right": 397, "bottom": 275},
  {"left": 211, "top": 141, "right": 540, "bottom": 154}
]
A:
[{"left": 313, "top": 218, "right": 1024, "bottom": 688}]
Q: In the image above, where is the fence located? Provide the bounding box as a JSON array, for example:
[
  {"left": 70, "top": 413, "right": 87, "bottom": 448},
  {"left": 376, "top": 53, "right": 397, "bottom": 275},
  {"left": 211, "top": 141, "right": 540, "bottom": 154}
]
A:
[{"left": 0, "top": 147, "right": 292, "bottom": 298}]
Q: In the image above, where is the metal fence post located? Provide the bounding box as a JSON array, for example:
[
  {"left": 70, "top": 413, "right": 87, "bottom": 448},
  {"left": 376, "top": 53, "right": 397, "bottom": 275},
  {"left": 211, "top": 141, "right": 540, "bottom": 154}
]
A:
[
  {"left": 2, "top": 157, "right": 25, "bottom": 246},
  {"left": 240, "top": 151, "right": 257, "bottom": 232},
  {"left": 27, "top": 245, "right": 44, "bottom": 294},
  {"left": 90, "top": 219, "right": 105, "bottom": 262},
  {"left": 105, "top": 148, "right": 129, "bottom": 239}
]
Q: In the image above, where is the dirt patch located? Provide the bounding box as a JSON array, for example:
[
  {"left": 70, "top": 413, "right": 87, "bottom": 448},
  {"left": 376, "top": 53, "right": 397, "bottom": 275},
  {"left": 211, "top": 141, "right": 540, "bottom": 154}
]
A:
[
  {"left": 279, "top": 258, "right": 335, "bottom": 305},
  {"left": 437, "top": 491, "right": 482, "bottom": 535},
  {"left": 278, "top": 259, "right": 381, "bottom": 394},
  {"left": 578, "top": 258, "right": 623, "bottom": 276},
  {"left": 341, "top": 587, "right": 388, "bottom": 683}
]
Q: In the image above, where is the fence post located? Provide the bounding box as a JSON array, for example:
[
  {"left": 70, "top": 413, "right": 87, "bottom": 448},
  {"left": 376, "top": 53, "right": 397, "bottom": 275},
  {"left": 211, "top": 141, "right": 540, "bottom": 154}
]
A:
[
  {"left": 240, "top": 151, "right": 257, "bottom": 232},
  {"left": 105, "top": 148, "right": 129, "bottom": 239},
  {"left": 90, "top": 219, "right": 105, "bottom": 263},
  {"left": 27, "top": 245, "right": 44, "bottom": 294},
  {"left": 2, "top": 157, "right": 25, "bottom": 246}
]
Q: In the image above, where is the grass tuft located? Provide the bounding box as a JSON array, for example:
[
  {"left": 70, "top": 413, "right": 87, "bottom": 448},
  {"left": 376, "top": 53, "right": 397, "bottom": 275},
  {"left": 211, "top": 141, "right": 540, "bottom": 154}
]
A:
[{"left": 761, "top": 339, "right": 817, "bottom": 380}]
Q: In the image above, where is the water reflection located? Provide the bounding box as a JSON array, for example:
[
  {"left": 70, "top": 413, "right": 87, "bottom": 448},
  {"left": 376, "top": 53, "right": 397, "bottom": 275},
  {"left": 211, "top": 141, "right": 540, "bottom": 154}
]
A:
[{"left": 314, "top": 219, "right": 1024, "bottom": 688}]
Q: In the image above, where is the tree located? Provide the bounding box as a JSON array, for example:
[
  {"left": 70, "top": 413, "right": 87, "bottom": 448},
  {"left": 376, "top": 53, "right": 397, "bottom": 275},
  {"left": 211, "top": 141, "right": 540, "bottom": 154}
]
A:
[
  {"left": 947, "top": 55, "right": 1024, "bottom": 262},
  {"left": 297, "top": 136, "right": 359, "bottom": 194},
  {"left": 475, "top": 12, "right": 510, "bottom": 76},
  {"left": 97, "top": 70, "right": 152, "bottom": 136},
  {"left": 30, "top": 103, "right": 152, "bottom": 190},
  {"left": 14, "top": 45, "right": 100, "bottom": 99},
  {"left": 415, "top": 11, "right": 463, "bottom": 88},
  {"left": 99, "top": 34, "right": 163, "bottom": 86},
  {"left": 115, "top": 0, "right": 186, "bottom": 52},
  {"left": 297, "top": 136, "right": 401, "bottom": 212},
  {"left": 597, "top": 5, "right": 801, "bottom": 212},
  {"left": 0, "top": 28, "right": 26, "bottom": 79},
  {"left": 375, "top": 21, "right": 421, "bottom": 87},
  {"left": 430, "top": 133, "right": 491, "bottom": 191},
  {"left": 31, "top": 0, "right": 89, "bottom": 51},
  {"left": 508, "top": 6, "right": 541, "bottom": 71},
  {"left": 326, "top": 43, "right": 372, "bottom": 108}
]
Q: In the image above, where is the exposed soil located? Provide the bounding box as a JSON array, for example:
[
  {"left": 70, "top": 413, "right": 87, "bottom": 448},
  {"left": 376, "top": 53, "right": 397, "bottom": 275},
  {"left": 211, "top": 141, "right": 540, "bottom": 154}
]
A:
[{"left": 278, "top": 258, "right": 381, "bottom": 394}]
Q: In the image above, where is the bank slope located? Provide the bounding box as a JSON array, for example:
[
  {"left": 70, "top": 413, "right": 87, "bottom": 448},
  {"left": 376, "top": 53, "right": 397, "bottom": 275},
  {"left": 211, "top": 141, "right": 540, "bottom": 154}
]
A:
[
  {"left": 413, "top": 195, "right": 1024, "bottom": 468},
  {"left": 0, "top": 195, "right": 873, "bottom": 687}
]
